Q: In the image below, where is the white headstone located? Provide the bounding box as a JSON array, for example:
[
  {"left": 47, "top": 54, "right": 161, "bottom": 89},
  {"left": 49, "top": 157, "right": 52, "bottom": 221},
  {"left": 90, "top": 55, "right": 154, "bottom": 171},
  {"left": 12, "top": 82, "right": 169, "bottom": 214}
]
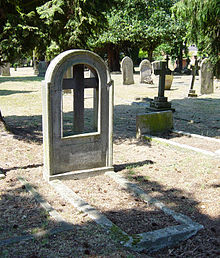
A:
[
  {"left": 200, "top": 59, "right": 214, "bottom": 94},
  {"left": 140, "top": 59, "right": 153, "bottom": 84},
  {"left": 121, "top": 56, "right": 134, "bottom": 85}
]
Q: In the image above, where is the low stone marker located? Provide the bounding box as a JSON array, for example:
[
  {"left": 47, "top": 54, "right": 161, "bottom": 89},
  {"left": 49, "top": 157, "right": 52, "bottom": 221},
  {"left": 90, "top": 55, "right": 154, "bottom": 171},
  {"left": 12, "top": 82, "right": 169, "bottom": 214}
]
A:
[
  {"left": 140, "top": 59, "right": 153, "bottom": 84},
  {"left": 200, "top": 58, "right": 214, "bottom": 95},
  {"left": 121, "top": 56, "right": 134, "bottom": 85},
  {"left": 1, "top": 63, "right": 11, "bottom": 76},
  {"left": 136, "top": 111, "right": 173, "bottom": 137},
  {"left": 42, "top": 49, "right": 114, "bottom": 181}
]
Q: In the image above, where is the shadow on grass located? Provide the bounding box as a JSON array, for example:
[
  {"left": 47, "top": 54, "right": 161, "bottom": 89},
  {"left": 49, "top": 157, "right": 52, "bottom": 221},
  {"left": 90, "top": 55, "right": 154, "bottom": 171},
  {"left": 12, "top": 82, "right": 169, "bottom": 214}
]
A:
[
  {"left": 0, "top": 76, "right": 42, "bottom": 83},
  {"left": 114, "top": 160, "right": 154, "bottom": 172},
  {"left": 0, "top": 170, "right": 219, "bottom": 257},
  {"left": 2, "top": 95, "right": 220, "bottom": 145},
  {"left": 2, "top": 163, "right": 43, "bottom": 174},
  {"left": 0, "top": 90, "right": 33, "bottom": 96}
]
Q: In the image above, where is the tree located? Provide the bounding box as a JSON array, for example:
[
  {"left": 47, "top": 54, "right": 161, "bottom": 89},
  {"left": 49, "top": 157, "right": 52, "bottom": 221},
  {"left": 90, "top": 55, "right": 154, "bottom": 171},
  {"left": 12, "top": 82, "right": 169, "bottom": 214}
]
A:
[
  {"left": 90, "top": 0, "right": 178, "bottom": 71},
  {"left": 0, "top": 0, "right": 117, "bottom": 63},
  {"left": 173, "top": 0, "right": 220, "bottom": 65}
]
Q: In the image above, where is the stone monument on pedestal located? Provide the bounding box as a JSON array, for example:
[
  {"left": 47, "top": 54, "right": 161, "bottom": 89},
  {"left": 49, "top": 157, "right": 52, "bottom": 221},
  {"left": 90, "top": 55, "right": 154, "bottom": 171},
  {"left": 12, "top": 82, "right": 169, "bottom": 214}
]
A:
[{"left": 150, "top": 61, "right": 173, "bottom": 110}]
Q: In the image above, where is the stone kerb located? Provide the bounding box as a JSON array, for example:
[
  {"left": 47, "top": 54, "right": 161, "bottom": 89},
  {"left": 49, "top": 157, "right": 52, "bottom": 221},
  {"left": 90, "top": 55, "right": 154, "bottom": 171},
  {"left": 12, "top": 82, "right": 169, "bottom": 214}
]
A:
[
  {"left": 42, "top": 49, "right": 113, "bottom": 181},
  {"left": 200, "top": 58, "right": 214, "bottom": 95},
  {"left": 139, "top": 59, "right": 153, "bottom": 84},
  {"left": 121, "top": 56, "right": 134, "bottom": 85}
]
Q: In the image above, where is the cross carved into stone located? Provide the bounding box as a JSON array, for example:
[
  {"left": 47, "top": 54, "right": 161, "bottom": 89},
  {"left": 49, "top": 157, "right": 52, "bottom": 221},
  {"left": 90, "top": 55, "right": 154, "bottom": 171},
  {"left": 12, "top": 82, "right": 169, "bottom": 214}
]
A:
[{"left": 62, "top": 64, "right": 98, "bottom": 133}]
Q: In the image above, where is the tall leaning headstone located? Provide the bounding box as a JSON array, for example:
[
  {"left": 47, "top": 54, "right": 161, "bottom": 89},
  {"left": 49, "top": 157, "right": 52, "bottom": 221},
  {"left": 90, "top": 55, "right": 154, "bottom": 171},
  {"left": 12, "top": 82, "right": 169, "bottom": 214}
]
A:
[
  {"left": 139, "top": 59, "right": 153, "bottom": 84},
  {"left": 121, "top": 56, "right": 134, "bottom": 85},
  {"left": 200, "top": 58, "right": 214, "bottom": 94},
  {"left": 42, "top": 49, "right": 114, "bottom": 181}
]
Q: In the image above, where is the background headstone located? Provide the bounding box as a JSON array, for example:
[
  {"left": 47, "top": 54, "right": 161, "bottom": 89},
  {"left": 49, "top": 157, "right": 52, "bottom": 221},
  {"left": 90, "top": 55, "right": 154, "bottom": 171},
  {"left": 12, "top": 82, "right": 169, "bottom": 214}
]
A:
[
  {"left": 152, "top": 61, "right": 161, "bottom": 74},
  {"left": 1, "top": 63, "right": 11, "bottom": 76},
  {"left": 200, "top": 59, "right": 214, "bottom": 95},
  {"left": 139, "top": 59, "right": 153, "bottom": 84},
  {"left": 38, "top": 61, "right": 48, "bottom": 77},
  {"left": 121, "top": 56, "right": 134, "bottom": 85}
]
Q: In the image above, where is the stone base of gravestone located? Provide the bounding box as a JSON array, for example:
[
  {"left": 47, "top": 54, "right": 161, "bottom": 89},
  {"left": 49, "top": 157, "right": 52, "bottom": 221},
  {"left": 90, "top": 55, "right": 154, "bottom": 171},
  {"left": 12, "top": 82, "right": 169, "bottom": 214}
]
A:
[
  {"left": 150, "top": 97, "right": 172, "bottom": 110},
  {"left": 188, "top": 89, "right": 198, "bottom": 97},
  {"left": 136, "top": 111, "right": 173, "bottom": 137}
]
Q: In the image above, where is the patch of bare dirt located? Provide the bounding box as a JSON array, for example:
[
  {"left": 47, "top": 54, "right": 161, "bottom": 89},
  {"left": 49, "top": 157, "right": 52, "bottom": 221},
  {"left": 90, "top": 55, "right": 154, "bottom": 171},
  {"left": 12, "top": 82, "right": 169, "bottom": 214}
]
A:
[{"left": 63, "top": 175, "right": 178, "bottom": 235}]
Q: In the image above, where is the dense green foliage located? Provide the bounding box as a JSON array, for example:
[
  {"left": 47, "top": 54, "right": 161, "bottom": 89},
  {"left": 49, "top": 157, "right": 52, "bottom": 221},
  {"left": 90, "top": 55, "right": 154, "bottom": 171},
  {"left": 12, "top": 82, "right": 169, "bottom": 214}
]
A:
[
  {"left": 89, "top": 0, "right": 182, "bottom": 70},
  {"left": 0, "top": 0, "right": 116, "bottom": 63},
  {"left": 173, "top": 0, "right": 220, "bottom": 64}
]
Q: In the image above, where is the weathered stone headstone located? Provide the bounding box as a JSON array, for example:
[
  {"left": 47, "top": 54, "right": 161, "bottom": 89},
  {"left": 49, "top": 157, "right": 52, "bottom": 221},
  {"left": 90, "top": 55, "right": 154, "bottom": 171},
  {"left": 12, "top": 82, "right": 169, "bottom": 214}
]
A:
[
  {"left": 200, "top": 58, "right": 214, "bottom": 95},
  {"left": 42, "top": 49, "right": 114, "bottom": 181},
  {"left": 38, "top": 61, "right": 48, "bottom": 77},
  {"left": 121, "top": 56, "right": 134, "bottom": 85},
  {"left": 150, "top": 61, "right": 172, "bottom": 110},
  {"left": 152, "top": 61, "right": 161, "bottom": 74},
  {"left": 140, "top": 59, "right": 153, "bottom": 84},
  {"left": 1, "top": 63, "right": 11, "bottom": 76}
]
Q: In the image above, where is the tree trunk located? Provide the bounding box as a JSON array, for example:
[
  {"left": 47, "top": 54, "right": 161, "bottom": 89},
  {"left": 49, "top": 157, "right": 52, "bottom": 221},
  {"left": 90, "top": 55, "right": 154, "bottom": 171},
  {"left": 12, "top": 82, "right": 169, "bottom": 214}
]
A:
[
  {"left": 178, "top": 43, "right": 183, "bottom": 71},
  {"left": 148, "top": 49, "right": 154, "bottom": 62},
  {"left": 107, "top": 44, "right": 120, "bottom": 72}
]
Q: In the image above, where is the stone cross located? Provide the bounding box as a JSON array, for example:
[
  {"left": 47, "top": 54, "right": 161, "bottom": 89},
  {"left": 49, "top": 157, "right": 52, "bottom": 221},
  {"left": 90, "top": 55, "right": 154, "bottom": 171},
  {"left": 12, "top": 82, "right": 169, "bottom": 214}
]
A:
[
  {"left": 150, "top": 61, "right": 172, "bottom": 109},
  {"left": 62, "top": 64, "right": 98, "bottom": 133},
  {"left": 188, "top": 56, "right": 199, "bottom": 97}
]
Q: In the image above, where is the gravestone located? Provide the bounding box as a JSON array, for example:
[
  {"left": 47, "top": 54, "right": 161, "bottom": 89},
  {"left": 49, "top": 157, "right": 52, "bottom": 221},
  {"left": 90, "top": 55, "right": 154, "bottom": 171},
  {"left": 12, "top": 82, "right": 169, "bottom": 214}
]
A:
[
  {"left": 38, "top": 61, "right": 48, "bottom": 77},
  {"left": 188, "top": 56, "right": 199, "bottom": 97},
  {"left": 152, "top": 61, "right": 161, "bottom": 74},
  {"left": 152, "top": 60, "right": 173, "bottom": 90},
  {"left": 1, "top": 63, "right": 11, "bottom": 76},
  {"left": 200, "top": 59, "right": 214, "bottom": 95},
  {"left": 139, "top": 59, "right": 153, "bottom": 84},
  {"left": 121, "top": 56, "right": 134, "bottom": 85},
  {"left": 42, "top": 49, "right": 114, "bottom": 181},
  {"left": 150, "top": 61, "right": 172, "bottom": 110}
]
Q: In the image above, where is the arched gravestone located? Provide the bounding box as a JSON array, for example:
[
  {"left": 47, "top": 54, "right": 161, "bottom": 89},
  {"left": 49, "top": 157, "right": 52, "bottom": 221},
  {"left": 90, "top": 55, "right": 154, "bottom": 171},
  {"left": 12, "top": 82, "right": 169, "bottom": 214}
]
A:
[
  {"left": 139, "top": 59, "right": 153, "bottom": 84},
  {"left": 42, "top": 50, "right": 114, "bottom": 181},
  {"left": 200, "top": 58, "right": 214, "bottom": 95},
  {"left": 121, "top": 56, "right": 134, "bottom": 85}
]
